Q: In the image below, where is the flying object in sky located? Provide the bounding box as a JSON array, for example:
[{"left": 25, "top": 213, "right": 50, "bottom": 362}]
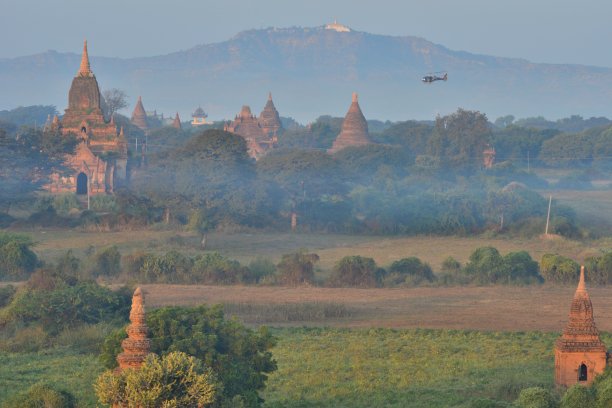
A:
[{"left": 422, "top": 72, "right": 448, "bottom": 83}]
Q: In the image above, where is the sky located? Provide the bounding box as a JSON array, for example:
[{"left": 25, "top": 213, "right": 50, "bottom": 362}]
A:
[{"left": 1, "top": 0, "right": 612, "bottom": 67}]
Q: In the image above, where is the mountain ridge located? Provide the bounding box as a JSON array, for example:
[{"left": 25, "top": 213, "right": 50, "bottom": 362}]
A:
[{"left": 1, "top": 26, "right": 611, "bottom": 122}]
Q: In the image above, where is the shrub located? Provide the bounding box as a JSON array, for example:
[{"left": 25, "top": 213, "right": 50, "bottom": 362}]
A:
[
  {"left": 502, "top": 251, "right": 542, "bottom": 284},
  {"left": 463, "top": 247, "right": 505, "bottom": 284},
  {"left": 0, "top": 232, "right": 38, "bottom": 280},
  {"left": 89, "top": 246, "right": 121, "bottom": 278},
  {"left": 138, "top": 251, "right": 193, "bottom": 283},
  {"left": 4, "top": 382, "right": 75, "bottom": 408},
  {"left": 560, "top": 384, "right": 595, "bottom": 408},
  {"left": 515, "top": 387, "right": 557, "bottom": 408},
  {"left": 52, "top": 193, "right": 80, "bottom": 215},
  {"left": 277, "top": 252, "right": 319, "bottom": 286},
  {"left": 54, "top": 250, "right": 81, "bottom": 277},
  {"left": 192, "top": 252, "right": 249, "bottom": 284},
  {"left": 1, "top": 273, "right": 130, "bottom": 335},
  {"left": 384, "top": 257, "right": 435, "bottom": 286},
  {"left": 0, "top": 284, "right": 16, "bottom": 307},
  {"left": 442, "top": 256, "right": 461, "bottom": 273},
  {"left": 329, "top": 256, "right": 384, "bottom": 287},
  {"left": 585, "top": 253, "right": 612, "bottom": 285},
  {"left": 248, "top": 257, "right": 277, "bottom": 284},
  {"left": 96, "top": 352, "right": 219, "bottom": 407},
  {"left": 100, "top": 305, "right": 277, "bottom": 406},
  {"left": 540, "top": 254, "right": 580, "bottom": 284}
]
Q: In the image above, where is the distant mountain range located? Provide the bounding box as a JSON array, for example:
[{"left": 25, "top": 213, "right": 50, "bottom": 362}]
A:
[{"left": 2, "top": 26, "right": 612, "bottom": 122}]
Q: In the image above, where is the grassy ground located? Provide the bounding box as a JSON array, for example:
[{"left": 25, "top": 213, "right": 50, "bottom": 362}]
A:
[
  {"left": 4, "top": 329, "right": 607, "bottom": 407},
  {"left": 262, "top": 328, "right": 565, "bottom": 407},
  {"left": 0, "top": 349, "right": 103, "bottom": 406}
]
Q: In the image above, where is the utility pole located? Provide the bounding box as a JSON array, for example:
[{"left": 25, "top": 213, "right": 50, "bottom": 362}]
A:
[
  {"left": 545, "top": 195, "right": 552, "bottom": 235},
  {"left": 527, "top": 150, "right": 530, "bottom": 173}
]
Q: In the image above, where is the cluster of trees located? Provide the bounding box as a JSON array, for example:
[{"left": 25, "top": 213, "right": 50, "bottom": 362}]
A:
[
  {"left": 515, "top": 368, "right": 612, "bottom": 408},
  {"left": 98, "top": 305, "right": 277, "bottom": 407}
]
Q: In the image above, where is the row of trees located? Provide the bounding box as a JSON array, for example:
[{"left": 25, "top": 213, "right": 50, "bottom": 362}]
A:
[{"left": 1, "top": 232, "right": 610, "bottom": 287}]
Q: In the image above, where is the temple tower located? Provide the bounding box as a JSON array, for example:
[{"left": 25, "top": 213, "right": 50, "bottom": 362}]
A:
[
  {"left": 555, "top": 266, "right": 608, "bottom": 387},
  {"left": 131, "top": 96, "right": 148, "bottom": 131},
  {"left": 117, "top": 287, "right": 151, "bottom": 371},
  {"left": 47, "top": 40, "right": 126, "bottom": 196},
  {"left": 259, "top": 92, "right": 282, "bottom": 137},
  {"left": 172, "top": 112, "right": 182, "bottom": 129},
  {"left": 328, "top": 92, "right": 371, "bottom": 153}
]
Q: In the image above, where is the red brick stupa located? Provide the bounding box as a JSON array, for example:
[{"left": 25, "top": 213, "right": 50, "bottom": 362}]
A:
[
  {"left": 117, "top": 287, "right": 151, "bottom": 370},
  {"left": 554, "top": 266, "right": 608, "bottom": 387},
  {"left": 328, "top": 92, "right": 371, "bottom": 153}
]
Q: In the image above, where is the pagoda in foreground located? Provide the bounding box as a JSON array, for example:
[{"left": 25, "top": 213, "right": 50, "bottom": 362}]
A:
[
  {"left": 117, "top": 287, "right": 151, "bottom": 371},
  {"left": 555, "top": 266, "right": 608, "bottom": 387}
]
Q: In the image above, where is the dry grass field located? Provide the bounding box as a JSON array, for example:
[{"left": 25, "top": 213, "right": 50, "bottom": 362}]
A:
[{"left": 139, "top": 284, "right": 612, "bottom": 332}]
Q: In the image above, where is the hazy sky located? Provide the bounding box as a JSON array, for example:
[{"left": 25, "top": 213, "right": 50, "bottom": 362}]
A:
[{"left": 1, "top": 0, "right": 611, "bottom": 67}]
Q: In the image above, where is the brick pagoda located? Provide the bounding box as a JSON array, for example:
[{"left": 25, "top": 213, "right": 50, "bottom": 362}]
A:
[
  {"left": 117, "top": 287, "right": 151, "bottom": 370},
  {"left": 328, "top": 92, "right": 371, "bottom": 153},
  {"left": 555, "top": 266, "right": 608, "bottom": 387}
]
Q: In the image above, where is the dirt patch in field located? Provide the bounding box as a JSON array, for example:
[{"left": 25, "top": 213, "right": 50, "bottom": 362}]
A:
[{"left": 140, "top": 284, "right": 612, "bottom": 332}]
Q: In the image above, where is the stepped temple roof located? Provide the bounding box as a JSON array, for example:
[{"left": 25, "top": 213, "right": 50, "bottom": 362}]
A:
[
  {"left": 117, "top": 287, "right": 151, "bottom": 371},
  {"left": 556, "top": 267, "right": 607, "bottom": 353},
  {"left": 329, "top": 92, "right": 371, "bottom": 153},
  {"left": 259, "top": 92, "right": 282, "bottom": 136}
]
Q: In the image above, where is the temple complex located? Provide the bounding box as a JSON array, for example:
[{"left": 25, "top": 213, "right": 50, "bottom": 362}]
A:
[
  {"left": 191, "top": 106, "right": 208, "bottom": 126},
  {"left": 131, "top": 96, "right": 148, "bottom": 131},
  {"left": 46, "top": 40, "right": 127, "bottom": 195},
  {"left": 328, "top": 93, "right": 371, "bottom": 153},
  {"left": 172, "top": 113, "right": 182, "bottom": 129},
  {"left": 555, "top": 266, "right": 608, "bottom": 387},
  {"left": 224, "top": 95, "right": 282, "bottom": 159},
  {"left": 117, "top": 287, "right": 151, "bottom": 371}
]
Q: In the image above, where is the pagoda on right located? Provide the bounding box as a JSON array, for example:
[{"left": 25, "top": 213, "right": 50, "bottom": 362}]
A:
[{"left": 555, "top": 266, "right": 608, "bottom": 387}]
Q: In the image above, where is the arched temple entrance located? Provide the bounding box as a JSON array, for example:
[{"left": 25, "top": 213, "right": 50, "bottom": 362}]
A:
[
  {"left": 76, "top": 172, "right": 88, "bottom": 195},
  {"left": 578, "top": 364, "right": 588, "bottom": 382}
]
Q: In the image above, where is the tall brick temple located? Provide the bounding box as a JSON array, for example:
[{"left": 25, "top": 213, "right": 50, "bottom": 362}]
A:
[
  {"left": 555, "top": 266, "right": 608, "bottom": 387},
  {"left": 47, "top": 40, "right": 127, "bottom": 195}
]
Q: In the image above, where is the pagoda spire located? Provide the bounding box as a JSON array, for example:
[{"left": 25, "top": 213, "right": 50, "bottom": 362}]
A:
[
  {"left": 78, "top": 40, "right": 93, "bottom": 77},
  {"left": 172, "top": 112, "right": 182, "bottom": 129}
]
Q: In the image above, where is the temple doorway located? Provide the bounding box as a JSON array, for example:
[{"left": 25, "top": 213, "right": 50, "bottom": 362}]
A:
[
  {"left": 578, "top": 364, "right": 588, "bottom": 382},
  {"left": 76, "top": 172, "right": 88, "bottom": 195}
]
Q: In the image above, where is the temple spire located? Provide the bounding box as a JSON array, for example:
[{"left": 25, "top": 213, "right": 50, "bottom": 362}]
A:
[
  {"left": 352, "top": 92, "right": 358, "bottom": 103},
  {"left": 78, "top": 40, "right": 93, "bottom": 77},
  {"left": 576, "top": 265, "right": 586, "bottom": 293}
]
